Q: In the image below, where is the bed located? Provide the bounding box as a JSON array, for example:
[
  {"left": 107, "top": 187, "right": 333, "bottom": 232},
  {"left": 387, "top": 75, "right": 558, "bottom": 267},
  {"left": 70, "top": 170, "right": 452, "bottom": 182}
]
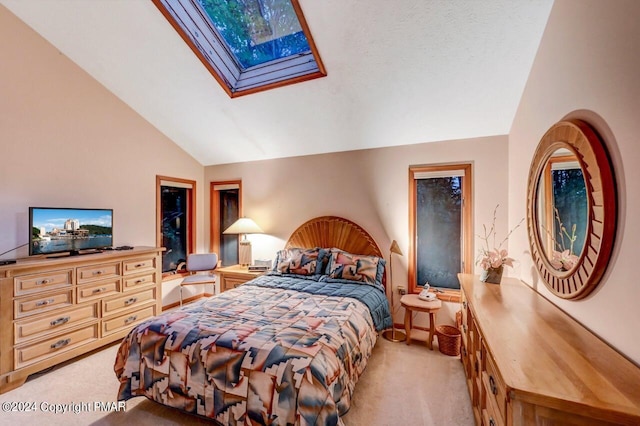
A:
[{"left": 114, "top": 216, "right": 392, "bottom": 425}]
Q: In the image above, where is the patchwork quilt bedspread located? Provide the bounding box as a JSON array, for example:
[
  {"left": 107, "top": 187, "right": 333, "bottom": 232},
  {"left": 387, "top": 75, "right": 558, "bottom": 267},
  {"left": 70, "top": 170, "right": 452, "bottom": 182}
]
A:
[{"left": 114, "top": 274, "right": 391, "bottom": 425}]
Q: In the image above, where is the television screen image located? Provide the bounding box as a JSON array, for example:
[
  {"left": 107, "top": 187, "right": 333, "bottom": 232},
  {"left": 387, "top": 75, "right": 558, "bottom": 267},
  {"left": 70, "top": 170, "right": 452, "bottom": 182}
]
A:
[{"left": 29, "top": 207, "right": 113, "bottom": 256}]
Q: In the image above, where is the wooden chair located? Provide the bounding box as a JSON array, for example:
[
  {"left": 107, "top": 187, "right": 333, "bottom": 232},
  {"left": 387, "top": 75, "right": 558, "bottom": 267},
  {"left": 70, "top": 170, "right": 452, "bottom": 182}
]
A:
[{"left": 178, "top": 253, "right": 218, "bottom": 306}]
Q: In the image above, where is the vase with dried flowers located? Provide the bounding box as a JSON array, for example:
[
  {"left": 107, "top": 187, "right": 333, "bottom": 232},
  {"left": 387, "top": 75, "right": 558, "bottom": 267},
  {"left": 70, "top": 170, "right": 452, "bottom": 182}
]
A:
[{"left": 476, "top": 205, "right": 524, "bottom": 284}]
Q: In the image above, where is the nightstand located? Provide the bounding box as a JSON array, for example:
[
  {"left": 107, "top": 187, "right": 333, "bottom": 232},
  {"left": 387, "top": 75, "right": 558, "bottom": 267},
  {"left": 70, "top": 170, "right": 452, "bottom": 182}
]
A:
[
  {"left": 217, "top": 265, "right": 265, "bottom": 292},
  {"left": 400, "top": 294, "right": 442, "bottom": 350}
]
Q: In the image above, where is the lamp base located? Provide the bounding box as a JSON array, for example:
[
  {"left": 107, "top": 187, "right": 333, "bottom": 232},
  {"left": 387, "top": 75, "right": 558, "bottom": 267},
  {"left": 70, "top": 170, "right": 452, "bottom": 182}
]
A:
[
  {"left": 382, "top": 328, "right": 407, "bottom": 343},
  {"left": 239, "top": 240, "right": 252, "bottom": 266}
]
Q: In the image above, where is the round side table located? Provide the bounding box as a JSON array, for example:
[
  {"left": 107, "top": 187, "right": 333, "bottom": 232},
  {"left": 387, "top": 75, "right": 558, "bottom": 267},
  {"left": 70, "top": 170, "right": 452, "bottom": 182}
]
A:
[{"left": 400, "top": 294, "right": 442, "bottom": 350}]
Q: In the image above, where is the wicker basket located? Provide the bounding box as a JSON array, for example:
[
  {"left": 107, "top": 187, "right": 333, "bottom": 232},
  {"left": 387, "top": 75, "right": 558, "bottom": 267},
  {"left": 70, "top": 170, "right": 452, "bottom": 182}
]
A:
[{"left": 436, "top": 325, "right": 461, "bottom": 357}]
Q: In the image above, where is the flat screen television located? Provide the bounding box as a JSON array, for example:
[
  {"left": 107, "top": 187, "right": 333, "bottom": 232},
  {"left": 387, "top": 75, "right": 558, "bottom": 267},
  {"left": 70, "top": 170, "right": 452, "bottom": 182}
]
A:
[{"left": 29, "top": 207, "right": 113, "bottom": 257}]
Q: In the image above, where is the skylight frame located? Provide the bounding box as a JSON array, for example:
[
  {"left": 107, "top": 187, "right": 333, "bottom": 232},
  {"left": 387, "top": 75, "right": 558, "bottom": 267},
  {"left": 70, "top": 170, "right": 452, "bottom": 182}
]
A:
[{"left": 152, "top": 0, "right": 326, "bottom": 98}]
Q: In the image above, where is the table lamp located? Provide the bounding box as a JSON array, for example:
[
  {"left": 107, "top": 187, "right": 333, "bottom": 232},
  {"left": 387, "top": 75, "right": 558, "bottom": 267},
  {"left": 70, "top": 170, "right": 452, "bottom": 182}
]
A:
[{"left": 223, "top": 217, "right": 263, "bottom": 266}]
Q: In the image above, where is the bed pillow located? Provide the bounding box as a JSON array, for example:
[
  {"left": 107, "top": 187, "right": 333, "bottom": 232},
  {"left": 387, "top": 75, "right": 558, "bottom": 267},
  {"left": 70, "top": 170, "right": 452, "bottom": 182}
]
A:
[
  {"left": 325, "top": 249, "right": 386, "bottom": 288},
  {"left": 273, "top": 247, "right": 326, "bottom": 276}
]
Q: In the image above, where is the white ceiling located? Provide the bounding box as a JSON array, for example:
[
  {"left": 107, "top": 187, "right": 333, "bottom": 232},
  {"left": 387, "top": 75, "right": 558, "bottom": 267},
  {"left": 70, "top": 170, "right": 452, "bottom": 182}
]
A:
[{"left": 1, "top": 0, "right": 554, "bottom": 166}]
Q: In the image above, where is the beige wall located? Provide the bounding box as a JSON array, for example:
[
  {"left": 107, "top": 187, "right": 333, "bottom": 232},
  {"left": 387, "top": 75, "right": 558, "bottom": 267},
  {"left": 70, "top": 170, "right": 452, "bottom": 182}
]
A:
[
  {"left": 0, "top": 5, "right": 206, "bottom": 305},
  {"left": 206, "top": 135, "right": 510, "bottom": 324},
  {"left": 509, "top": 0, "right": 640, "bottom": 364}
]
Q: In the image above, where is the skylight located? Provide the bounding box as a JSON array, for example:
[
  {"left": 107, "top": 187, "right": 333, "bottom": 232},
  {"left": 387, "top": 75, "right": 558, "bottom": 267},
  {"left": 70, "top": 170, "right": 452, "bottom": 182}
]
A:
[{"left": 153, "top": 0, "right": 326, "bottom": 97}]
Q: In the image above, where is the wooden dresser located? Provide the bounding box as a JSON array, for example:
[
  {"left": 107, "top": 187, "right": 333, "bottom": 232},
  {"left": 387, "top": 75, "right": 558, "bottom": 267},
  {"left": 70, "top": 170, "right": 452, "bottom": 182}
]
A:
[
  {"left": 459, "top": 273, "right": 640, "bottom": 425},
  {"left": 0, "top": 247, "right": 163, "bottom": 394}
]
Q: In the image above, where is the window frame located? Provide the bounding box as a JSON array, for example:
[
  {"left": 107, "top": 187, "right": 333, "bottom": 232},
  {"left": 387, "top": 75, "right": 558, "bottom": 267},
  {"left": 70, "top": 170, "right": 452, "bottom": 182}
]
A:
[
  {"left": 151, "top": 0, "right": 326, "bottom": 98},
  {"left": 210, "top": 180, "right": 243, "bottom": 265},
  {"left": 408, "top": 163, "right": 473, "bottom": 297},
  {"left": 156, "top": 175, "right": 196, "bottom": 278}
]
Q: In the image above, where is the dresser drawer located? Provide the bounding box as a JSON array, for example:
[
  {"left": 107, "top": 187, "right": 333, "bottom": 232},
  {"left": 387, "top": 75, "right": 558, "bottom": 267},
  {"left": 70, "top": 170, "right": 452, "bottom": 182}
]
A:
[
  {"left": 14, "top": 323, "right": 99, "bottom": 369},
  {"left": 460, "top": 292, "right": 469, "bottom": 347},
  {"left": 222, "top": 275, "right": 252, "bottom": 291},
  {"left": 77, "top": 262, "right": 120, "bottom": 284},
  {"left": 102, "top": 287, "right": 156, "bottom": 317},
  {"left": 482, "top": 391, "right": 505, "bottom": 426},
  {"left": 122, "top": 272, "right": 156, "bottom": 291},
  {"left": 123, "top": 257, "right": 156, "bottom": 275},
  {"left": 14, "top": 303, "right": 99, "bottom": 344},
  {"left": 77, "top": 278, "right": 121, "bottom": 302},
  {"left": 102, "top": 305, "right": 156, "bottom": 337},
  {"left": 461, "top": 342, "right": 471, "bottom": 381},
  {"left": 483, "top": 346, "right": 507, "bottom": 422},
  {"left": 14, "top": 289, "right": 74, "bottom": 319},
  {"left": 14, "top": 269, "right": 73, "bottom": 296},
  {"left": 461, "top": 290, "right": 468, "bottom": 325},
  {"left": 470, "top": 319, "right": 480, "bottom": 373}
]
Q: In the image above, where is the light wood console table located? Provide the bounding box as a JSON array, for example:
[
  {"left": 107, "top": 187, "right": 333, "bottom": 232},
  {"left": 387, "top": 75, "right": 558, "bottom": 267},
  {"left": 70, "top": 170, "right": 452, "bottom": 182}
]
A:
[
  {"left": 0, "top": 247, "right": 163, "bottom": 394},
  {"left": 459, "top": 273, "right": 640, "bottom": 425}
]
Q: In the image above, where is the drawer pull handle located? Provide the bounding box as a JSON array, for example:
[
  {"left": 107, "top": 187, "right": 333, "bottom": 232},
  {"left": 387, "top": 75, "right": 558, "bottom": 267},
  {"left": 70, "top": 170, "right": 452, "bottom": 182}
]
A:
[
  {"left": 135, "top": 278, "right": 145, "bottom": 284},
  {"left": 36, "top": 298, "right": 55, "bottom": 307},
  {"left": 489, "top": 417, "right": 496, "bottom": 426},
  {"left": 93, "top": 270, "right": 104, "bottom": 275},
  {"left": 37, "top": 279, "right": 52, "bottom": 285},
  {"left": 50, "top": 316, "right": 70, "bottom": 327},
  {"left": 474, "top": 360, "right": 479, "bottom": 374},
  {"left": 462, "top": 301, "right": 467, "bottom": 309},
  {"left": 92, "top": 287, "right": 107, "bottom": 294},
  {"left": 489, "top": 375, "right": 498, "bottom": 395},
  {"left": 124, "top": 315, "right": 138, "bottom": 324},
  {"left": 51, "top": 338, "right": 71, "bottom": 350},
  {"left": 463, "top": 324, "right": 467, "bottom": 333},
  {"left": 135, "top": 263, "right": 145, "bottom": 268},
  {"left": 124, "top": 297, "right": 138, "bottom": 306}
]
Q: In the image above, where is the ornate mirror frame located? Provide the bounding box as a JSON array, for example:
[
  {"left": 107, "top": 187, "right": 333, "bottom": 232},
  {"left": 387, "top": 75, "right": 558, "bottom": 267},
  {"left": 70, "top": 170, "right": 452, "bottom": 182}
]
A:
[{"left": 527, "top": 119, "right": 617, "bottom": 299}]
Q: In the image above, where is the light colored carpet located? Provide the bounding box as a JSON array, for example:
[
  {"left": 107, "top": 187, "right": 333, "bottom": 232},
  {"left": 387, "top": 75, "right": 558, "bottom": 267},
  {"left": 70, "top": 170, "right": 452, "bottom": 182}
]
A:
[{"left": 0, "top": 336, "right": 473, "bottom": 426}]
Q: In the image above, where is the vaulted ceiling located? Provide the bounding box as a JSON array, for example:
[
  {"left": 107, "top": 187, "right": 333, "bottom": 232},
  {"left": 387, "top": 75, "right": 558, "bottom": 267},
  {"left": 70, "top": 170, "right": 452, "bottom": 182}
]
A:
[{"left": 1, "top": 0, "right": 554, "bottom": 166}]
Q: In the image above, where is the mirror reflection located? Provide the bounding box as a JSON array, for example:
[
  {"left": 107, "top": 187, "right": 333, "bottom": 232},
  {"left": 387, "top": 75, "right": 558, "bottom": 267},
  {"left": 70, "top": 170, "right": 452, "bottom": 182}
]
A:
[
  {"left": 536, "top": 149, "right": 588, "bottom": 271},
  {"left": 527, "top": 119, "right": 616, "bottom": 299}
]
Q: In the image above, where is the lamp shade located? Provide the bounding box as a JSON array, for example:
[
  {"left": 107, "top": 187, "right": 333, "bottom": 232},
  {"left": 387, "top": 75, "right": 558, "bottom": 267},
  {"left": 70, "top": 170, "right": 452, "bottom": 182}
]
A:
[
  {"left": 223, "top": 217, "right": 263, "bottom": 235},
  {"left": 389, "top": 240, "right": 403, "bottom": 256}
]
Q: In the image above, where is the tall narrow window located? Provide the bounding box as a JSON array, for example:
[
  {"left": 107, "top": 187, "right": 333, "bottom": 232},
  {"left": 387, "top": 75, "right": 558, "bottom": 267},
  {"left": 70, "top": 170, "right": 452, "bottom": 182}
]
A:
[
  {"left": 210, "top": 181, "right": 242, "bottom": 266},
  {"left": 157, "top": 176, "right": 196, "bottom": 274},
  {"left": 409, "top": 164, "right": 472, "bottom": 292}
]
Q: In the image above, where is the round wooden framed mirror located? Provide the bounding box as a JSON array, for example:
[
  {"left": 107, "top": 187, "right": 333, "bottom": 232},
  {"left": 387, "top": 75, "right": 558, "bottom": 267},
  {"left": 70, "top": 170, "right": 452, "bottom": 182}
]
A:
[{"left": 526, "top": 119, "right": 616, "bottom": 299}]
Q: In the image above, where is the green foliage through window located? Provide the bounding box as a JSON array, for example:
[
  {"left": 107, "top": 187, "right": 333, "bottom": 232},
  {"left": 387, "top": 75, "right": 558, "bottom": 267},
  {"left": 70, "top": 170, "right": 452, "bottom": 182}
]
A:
[
  {"left": 552, "top": 169, "right": 587, "bottom": 256},
  {"left": 199, "top": 0, "right": 310, "bottom": 69}
]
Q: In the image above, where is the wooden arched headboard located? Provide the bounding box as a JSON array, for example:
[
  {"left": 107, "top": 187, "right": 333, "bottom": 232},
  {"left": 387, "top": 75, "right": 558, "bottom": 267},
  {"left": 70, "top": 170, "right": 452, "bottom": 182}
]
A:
[{"left": 285, "top": 216, "right": 383, "bottom": 258}]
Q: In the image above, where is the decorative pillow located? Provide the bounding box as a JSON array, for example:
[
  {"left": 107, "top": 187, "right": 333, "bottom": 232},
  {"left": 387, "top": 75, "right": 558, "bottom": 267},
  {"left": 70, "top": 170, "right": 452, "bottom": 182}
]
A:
[
  {"left": 326, "top": 249, "right": 385, "bottom": 287},
  {"left": 274, "top": 247, "right": 325, "bottom": 276}
]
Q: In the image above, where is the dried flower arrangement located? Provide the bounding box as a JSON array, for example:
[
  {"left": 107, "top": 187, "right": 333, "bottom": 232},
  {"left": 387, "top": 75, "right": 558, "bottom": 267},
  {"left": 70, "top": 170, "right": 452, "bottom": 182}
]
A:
[{"left": 476, "top": 205, "right": 524, "bottom": 283}]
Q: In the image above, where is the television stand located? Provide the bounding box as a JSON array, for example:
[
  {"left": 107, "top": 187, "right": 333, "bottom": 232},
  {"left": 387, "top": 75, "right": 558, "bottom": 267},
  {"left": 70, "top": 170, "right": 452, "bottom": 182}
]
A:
[{"left": 0, "top": 246, "right": 163, "bottom": 394}]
